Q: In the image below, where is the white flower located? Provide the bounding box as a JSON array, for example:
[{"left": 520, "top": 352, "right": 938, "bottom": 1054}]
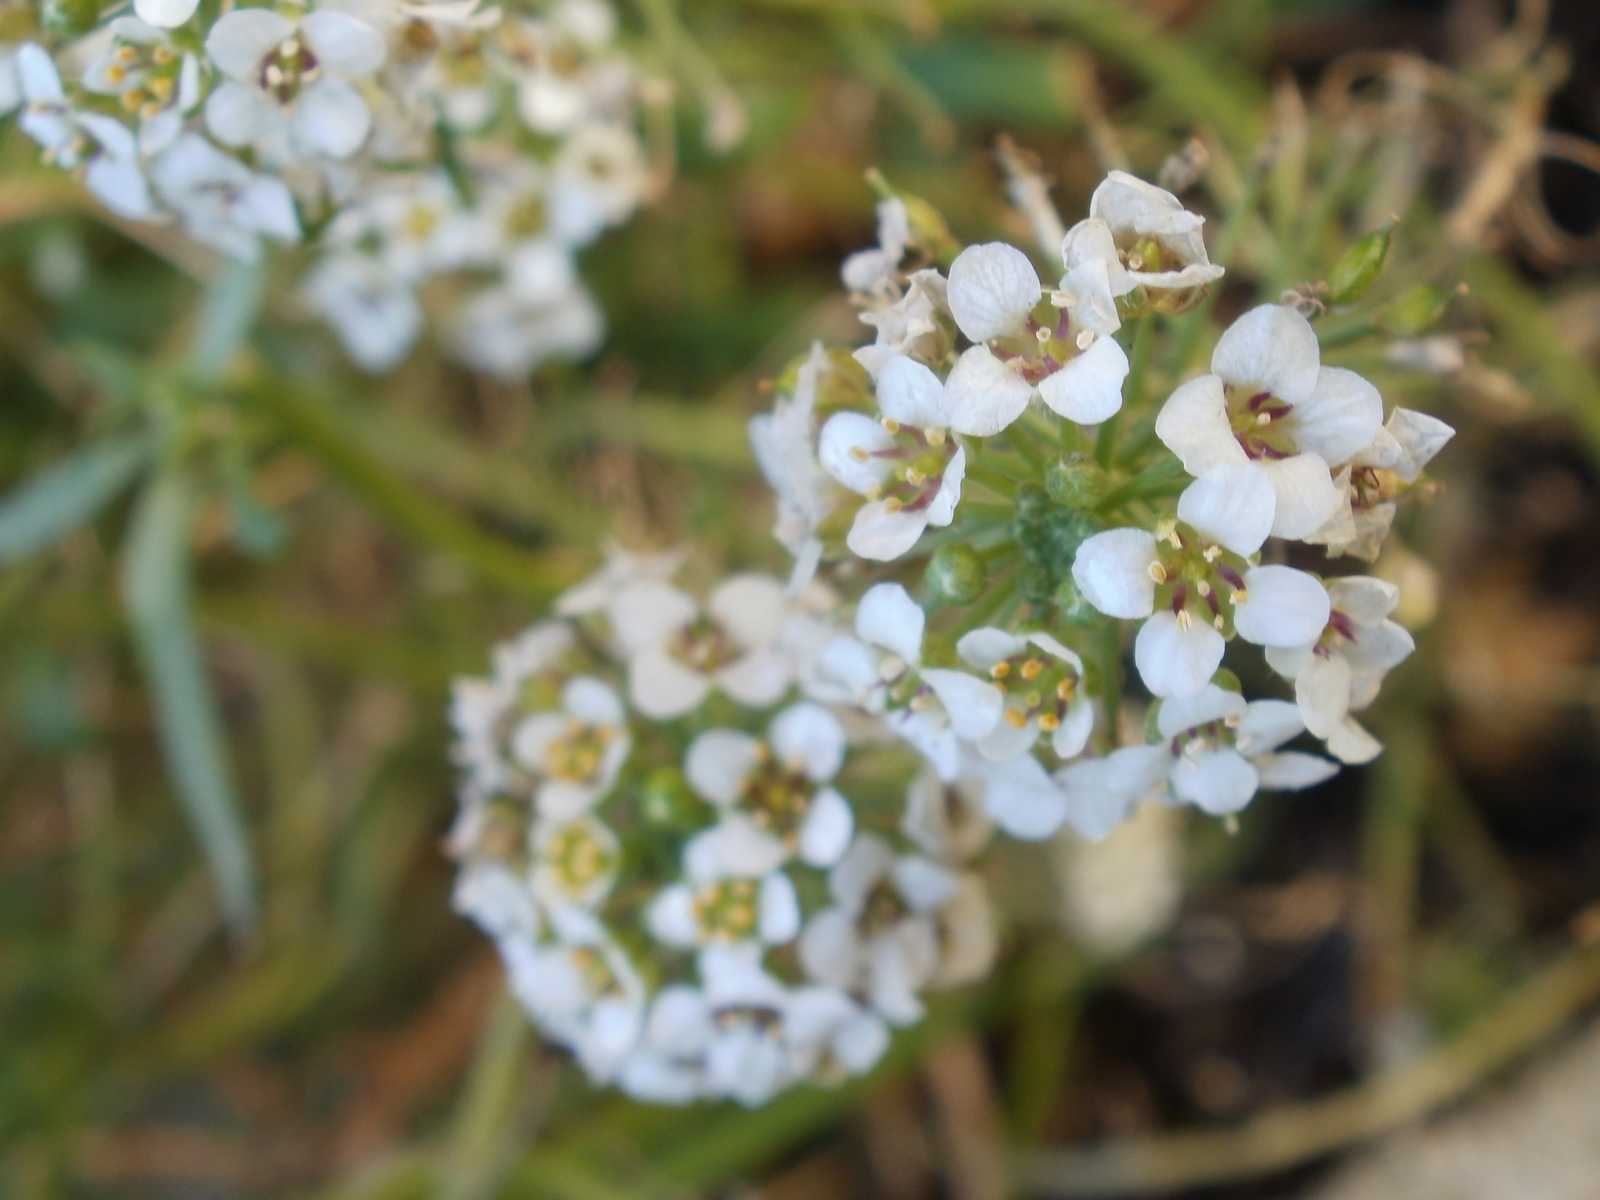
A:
[
  {"left": 17, "top": 45, "right": 159, "bottom": 221},
  {"left": 943, "top": 241, "right": 1129, "bottom": 431},
  {"left": 610, "top": 574, "right": 793, "bottom": 719},
  {"left": 618, "top": 984, "right": 713, "bottom": 1104},
  {"left": 321, "top": 170, "right": 479, "bottom": 281},
  {"left": 1071, "top": 468, "right": 1331, "bottom": 697},
  {"left": 452, "top": 859, "right": 539, "bottom": 941},
  {"left": 1155, "top": 304, "right": 1382, "bottom": 540},
  {"left": 817, "top": 354, "right": 967, "bottom": 561},
  {"left": 82, "top": 18, "right": 202, "bottom": 155},
  {"left": 798, "top": 833, "right": 958, "bottom": 1025},
  {"left": 205, "top": 7, "right": 387, "bottom": 161},
  {"left": 815, "top": 581, "right": 1002, "bottom": 778},
  {"left": 301, "top": 253, "right": 422, "bottom": 371},
  {"left": 1305, "top": 408, "right": 1455, "bottom": 560},
  {"left": 1058, "top": 170, "right": 1224, "bottom": 327},
  {"left": 510, "top": 675, "right": 630, "bottom": 819},
  {"left": 901, "top": 760, "right": 994, "bottom": 862},
  {"left": 1154, "top": 684, "right": 1337, "bottom": 815},
  {"left": 749, "top": 343, "right": 839, "bottom": 584},
  {"left": 135, "top": 0, "right": 201, "bottom": 29},
  {"left": 1264, "top": 576, "right": 1414, "bottom": 763},
  {"left": 853, "top": 267, "right": 952, "bottom": 380},
  {"left": 952, "top": 627, "right": 1094, "bottom": 761},
  {"left": 683, "top": 702, "right": 855, "bottom": 871},
  {"left": 530, "top": 813, "right": 621, "bottom": 909},
  {"left": 448, "top": 277, "right": 604, "bottom": 377},
  {"left": 557, "top": 543, "right": 685, "bottom": 617},
  {"left": 449, "top": 620, "right": 577, "bottom": 795},
  {"left": 692, "top": 945, "right": 798, "bottom": 1105},
  {"left": 546, "top": 122, "right": 648, "bottom": 245},
  {"left": 152, "top": 133, "right": 301, "bottom": 260},
  {"left": 1053, "top": 744, "right": 1169, "bottom": 841},
  {"left": 647, "top": 858, "right": 800, "bottom": 951},
  {"left": 841, "top": 197, "right": 909, "bottom": 295}
]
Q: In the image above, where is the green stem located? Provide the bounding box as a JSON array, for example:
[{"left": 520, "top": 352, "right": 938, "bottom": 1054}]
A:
[
  {"left": 1096, "top": 459, "right": 1189, "bottom": 512},
  {"left": 1096, "top": 318, "right": 1154, "bottom": 467}
]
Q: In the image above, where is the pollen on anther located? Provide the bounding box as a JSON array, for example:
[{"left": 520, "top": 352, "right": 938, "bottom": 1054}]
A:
[
  {"left": 1003, "top": 708, "right": 1028, "bottom": 729},
  {"left": 1147, "top": 562, "right": 1168, "bottom": 584},
  {"left": 880, "top": 417, "right": 901, "bottom": 435},
  {"left": 990, "top": 662, "right": 1011, "bottom": 680},
  {"left": 1019, "top": 658, "right": 1043, "bottom": 681}
]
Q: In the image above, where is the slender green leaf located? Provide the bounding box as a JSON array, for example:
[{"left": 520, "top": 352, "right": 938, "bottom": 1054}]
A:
[
  {"left": 122, "top": 469, "right": 258, "bottom": 934},
  {"left": 188, "top": 257, "right": 267, "bottom": 380},
  {"left": 0, "top": 435, "right": 149, "bottom": 564}
]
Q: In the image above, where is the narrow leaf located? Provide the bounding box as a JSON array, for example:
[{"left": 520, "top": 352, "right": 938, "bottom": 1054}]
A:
[
  {"left": 122, "top": 469, "right": 258, "bottom": 934},
  {"left": 0, "top": 436, "right": 149, "bottom": 564},
  {"left": 188, "top": 257, "right": 267, "bottom": 380}
]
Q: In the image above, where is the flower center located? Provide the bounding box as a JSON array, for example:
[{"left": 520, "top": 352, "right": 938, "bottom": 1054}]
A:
[
  {"left": 504, "top": 193, "right": 547, "bottom": 239},
  {"left": 258, "top": 35, "right": 320, "bottom": 105},
  {"left": 1224, "top": 384, "right": 1297, "bottom": 461},
  {"left": 1147, "top": 522, "right": 1254, "bottom": 638},
  {"left": 1169, "top": 715, "right": 1241, "bottom": 758},
  {"left": 851, "top": 417, "right": 956, "bottom": 514},
  {"left": 569, "top": 945, "right": 621, "bottom": 997},
  {"left": 668, "top": 616, "right": 739, "bottom": 674},
  {"left": 543, "top": 721, "right": 616, "bottom": 782},
  {"left": 104, "top": 41, "right": 182, "bottom": 120},
  {"left": 542, "top": 822, "right": 616, "bottom": 897},
  {"left": 693, "top": 879, "right": 760, "bottom": 941},
  {"left": 739, "top": 746, "right": 814, "bottom": 842},
  {"left": 863, "top": 880, "right": 909, "bottom": 934},
  {"left": 1312, "top": 609, "right": 1358, "bottom": 658},
  {"left": 991, "top": 298, "right": 1083, "bottom": 386},
  {"left": 988, "top": 652, "right": 1081, "bottom": 733},
  {"left": 403, "top": 204, "right": 440, "bottom": 242}
]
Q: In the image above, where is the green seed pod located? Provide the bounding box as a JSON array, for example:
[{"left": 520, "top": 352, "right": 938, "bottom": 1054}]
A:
[
  {"left": 1046, "top": 454, "right": 1113, "bottom": 509},
  {"left": 1381, "top": 283, "right": 1451, "bottom": 337},
  {"left": 1326, "top": 225, "right": 1392, "bottom": 304},
  {"left": 639, "top": 766, "right": 710, "bottom": 832},
  {"left": 925, "top": 543, "right": 986, "bottom": 605}
]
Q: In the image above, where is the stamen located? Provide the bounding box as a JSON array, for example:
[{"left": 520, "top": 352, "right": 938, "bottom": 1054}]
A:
[
  {"left": 1003, "top": 708, "right": 1027, "bottom": 729},
  {"left": 880, "top": 417, "right": 900, "bottom": 434},
  {"left": 990, "top": 662, "right": 1011, "bottom": 680},
  {"left": 1019, "top": 658, "right": 1043, "bottom": 681},
  {"left": 1147, "top": 561, "right": 1168, "bottom": 584}
]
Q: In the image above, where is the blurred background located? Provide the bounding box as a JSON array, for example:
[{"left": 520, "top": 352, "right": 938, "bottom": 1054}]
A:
[{"left": 4, "top": 0, "right": 1600, "bottom": 1195}]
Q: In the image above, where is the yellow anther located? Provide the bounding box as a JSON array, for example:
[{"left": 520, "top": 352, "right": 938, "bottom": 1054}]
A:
[
  {"left": 880, "top": 417, "right": 900, "bottom": 434},
  {"left": 1037, "top": 712, "right": 1061, "bottom": 732},
  {"left": 1075, "top": 329, "right": 1096, "bottom": 351},
  {"left": 1230, "top": 588, "right": 1249, "bottom": 605},
  {"left": 1056, "top": 678, "right": 1076, "bottom": 702},
  {"left": 1019, "top": 657, "right": 1044, "bottom": 681},
  {"left": 1196, "top": 580, "right": 1212, "bottom": 598},
  {"left": 120, "top": 89, "right": 144, "bottom": 112},
  {"left": 105, "top": 64, "right": 127, "bottom": 84},
  {"left": 864, "top": 485, "right": 882, "bottom": 501},
  {"left": 1148, "top": 561, "right": 1168, "bottom": 584},
  {"left": 1177, "top": 609, "right": 1193, "bottom": 630},
  {"left": 925, "top": 428, "right": 946, "bottom": 446},
  {"left": 990, "top": 662, "right": 1011, "bottom": 680},
  {"left": 883, "top": 496, "right": 904, "bottom": 513},
  {"left": 903, "top": 467, "right": 926, "bottom": 487},
  {"left": 1203, "top": 544, "right": 1222, "bottom": 562},
  {"left": 116, "top": 45, "right": 138, "bottom": 63},
  {"left": 152, "top": 46, "right": 174, "bottom": 65},
  {"left": 147, "top": 75, "right": 175, "bottom": 101},
  {"left": 1003, "top": 708, "right": 1028, "bottom": 729}
]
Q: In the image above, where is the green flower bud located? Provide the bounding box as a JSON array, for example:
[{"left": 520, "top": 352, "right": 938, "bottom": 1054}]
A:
[
  {"left": 925, "top": 543, "right": 985, "bottom": 605},
  {"left": 1051, "top": 577, "right": 1105, "bottom": 627},
  {"left": 41, "top": 0, "right": 102, "bottom": 35},
  {"left": 1014, "top": 484, "right": 1104, "bottom": 601},
  {"left": 1211, "top": 668, "right": 1243, "bottom": 694},
  {"left": 865, "top": 169, "right": 960, "bottom": 266},
  {"left": 1381, "top": 283, "right": 1451, "bottom": 337},
  {"left": 639, "top": 766, "right": 710, "bottom": 832},
  {"left": 1046, "top": 454, "right": 1113, "bottom": 509},
  {"left": 1326, "top": 225, "right": 1392, "bottom": 304}
]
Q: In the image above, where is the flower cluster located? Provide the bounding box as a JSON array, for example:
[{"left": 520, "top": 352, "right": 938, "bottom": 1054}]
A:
[
  {"left": 448, "top": 167, "right": 1454, "bottom": 1104},
  {"left": 448, "top": 552, "right": 997, "bottom": 1105},
  {"left": 4, "top": 0, "right": 652, "bottom": 375}
]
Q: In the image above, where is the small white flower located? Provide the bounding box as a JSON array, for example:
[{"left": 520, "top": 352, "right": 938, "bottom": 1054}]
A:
[
  {"left": 530, "top": 812, "right": 621, "bottom": 910},
  {"left": 556, "top": 542, "right": 685, "bottom": 617},
  {"left": 1071, "top": 469, "right": 1331, "bottom": 698},
  {"left": 853, "top": 267, "right": 952, "bottom": 380},
  {"left": 944, "top": 241, "right": 1130, "bottom": 432},
  {"left": 449, "top": 620, "right": 578, "bottom": 795},
  {"left": 818, "top": 354, "right": 967, "bottom": 561},
  {"left": 152, "top": 132, "right": 301, "bottom": 260},
  {"left": 749, "top": 343, "right": 840, "bottom": 584},
  {"left": 816, "top": 582, "right": 1003, "bottom": 778},
  {"left": 611, "top": 574, "right": 794, "bottom": 719},
  {"left": 618, "top": 984, "right": 713, "bottom": 1105},
  {"left": 1053, "top": 744, "right": 1169, "bottom": 841},
  {"left": 510, "top": 675, "right": 630, "bottom": 820},
  {"left": 1305, "top": 408, "right": 1455, "bottom": 560},
  {"left": 205, "top": 7, "right": 387, "bottom": 161},
  {"left": 1154, "top": 684, "right": 1337, "bottom": 815},
  {"left": 82, "top": 18, "right": 202, "bottom": 156},
  {"left": 683, "top": 702, "right": 856, "bottom": 871},
  {"left": 448, "top": 276, "right": 604, "bottom": 377},
  {"left": 1155, "top": 304, "right": 1382, "bottom": 540},
  {"left": 1058, "top": 170, "right": 1224, "bottom": 327},
  {"left": 301, "top": 253, "right": 422, "bottom": 371},
  {"left": 647, "top": 858, "right": 800, "bottom": 952},
  {"left": 546, "top": 121, "right": 648, "bottom": 245},
  {"left": 953, "top": 627, "right": 1094, "bottom": 761},
  {"left": 901, "top": 760, "right": 994, "bottom": 862},
  {"left": 841, "top": 197, "right": 909, "bottom": 296},
  {"left": 1264, "top": 576, "right": 1415, "bottom": 763},
  {"left": 452, "top": 859, "right": 540, "bottom": 941},
  {"left": 798, "top": 833, "right": 957, "bottom": 1025}
]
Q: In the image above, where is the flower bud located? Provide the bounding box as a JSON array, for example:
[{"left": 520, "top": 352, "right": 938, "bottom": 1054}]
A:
[
  {"left": 639, "top": 766, "right": 710, "bottom": 831},
  {"left": 1045, "top": 454, "right": 1113, "bottom": 509},
  {"left": 865, "top": 169, "right": 960, "bottom": 266},
  {"left": 1052, "top": 577, "right": 1105, "bottom": 626},
  {"left": 41, "top": 0, "right": 103, "bottom": 34},
  {"left": 816, "top": 349, "right": 874, "bottom": 415},
  {"left": 1326, "top": 225, "right": 1392, "bottom": 304},
  {"left": 1014, "top": 485, "right": 1103, "bottom": 601},
  {"left": 1381, "top": 283, "right": 1450, "bottom": 337},
  {"left": 925, "top": 544, "right": 985, "bottom": 605}
]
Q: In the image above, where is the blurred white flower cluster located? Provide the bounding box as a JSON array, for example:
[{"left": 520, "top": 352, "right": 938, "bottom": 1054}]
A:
[
  {"left": 447, "top": 169, "right": 1454, "bottom": 1104},
  {"left": 3, "top": 0, "right": 652, "bottom": 376}
]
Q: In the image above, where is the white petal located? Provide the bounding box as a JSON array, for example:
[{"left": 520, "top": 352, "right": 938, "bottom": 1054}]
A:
[
  {"left": 1254, "top": 751, "right": 1338, "bottom": 790},
  {"left": 1210, "top": 304, "right": 1320, "bottom": 404},
  {"left": 876, "top": 354, "right": 952, "bottom": 429},
  {"left": 833, "top": 1012, "right": 890, "bottom": 1074},
  {"left": 204, "top": 81, "right": 272, "bottom": 147},
  {"left": 134, "top": 0, "right": 200, "bottom": 31},
  {"left": 798, "top": 908, "right": 860, "bottom": 987},
  {"left": 798, "top": 788, "right": 854, "bottom": 866},
  {"left": 925, "top": 447, "right": 965, "bottom": 527},
  {"left": 1295, "top": 651, "right": 1352, "bottom": 738},
  {"left": 1292, "top": 367, "right": 1382, "bottom": 465},
  {"left": 1134, "top": 612, "right": 1224, "bottom": 699},
  {"left": 1262, "top": 453, "right": 1341, "bottom": 540},
  {"left": 1325, "top": 717, "right": 1382, "bottom": 765},
  {"left": 856, "top": 582, "right": 924, "bottom": 664},
  {"left": 709, "top": 574, "right": 787, "bottom": 648},
  {"left": 1157, "top": 684, "right": 1246, "bottom": 738},
  {"left": 1235, "top": 699, "right": 1305, "bottom": 754},
  {"left": 205, "top": 9, "right": 294, "bottom": 80},
  {"left": 981, "top": 754, "right": 1066, "bottom": 839},
  {"left": 1156, "top": 374, "right": 1245, "bottom": 475},
  {"left": 685, "top": 729, "right": 760, "bottom": 805},
  {"left": 893, "top": 855, "right": 957, "bottom": 910},
  {"left": 1171, "top": 749, "right": 1259, "bottom": 814},
  {"left": 1326, "top": 576, "right": 1399, "bottom": 625},
  {"left": 293, "top": 78, "right": 370, "bottom": 159},
  {"left": 1057, "top": 254, "right": 1124, "bottom": 336},
  {"left": 302, "top": 10, "right": 386, "bottom": 75},
  {"left": 770, "top": 703, "right": 845, "bottom": 780},
  {"left": 759, "top": 873, "right": 801, "bottom": 943},
  {"left": 1177, "top": 464, "right": 1275, "bottom": 557},
  {"left": 848, "top": 500, "right": 928, "bottom": 561},
  {"left": 1039, "top": 335, "right": 1128, "bottom": 424},
  {"left": 1054, "top": 745, "right": 1166, "bottom": 840},
  {"left": 974, "top": 708, "right": 1037, "bottom": 761},
  {"left": 715, "top": 649, "right": 791, "bottom": 708},
  {"left": 945, "top": 345, "right": 1033, "bottom": 436},
  {"left": 946, "top": 241, "right": 1041, "bottom": 342},
  {"left": 1234, "top": 565, "right": 1331, "bottom": 648},
  {"left": 831, "top": 833, "right": 893, "bottom": 908},
  {"left": 921, "top": 669, "right": 1004, "bottom": 740},
  {"left": 17, "top": 45, "right": 63, "bottom": 104},
  {"left": 1052, "top": 698, "right": 1096, "bottom": 759},
  {"left": 564, "top": 676, "right": 623, "bottom": 726},
  {"left": 819, "top": 412, "right": 895, "bottom": 495},
  {"left": 685, "top": 819, "right": 786, "bottom": 878},
  {"left": 955, "top": 627, "right": 1025, "bottom": 670},
  {"left": 1387, "top": 408, "right": 1454, "bottom": 482},
  {"left": 1071, "top": 528, "right": 1158, "bottom": 619},
  {"left": 648, "top": 885, "right": 702, "bottom": 947},
  {"left": 629, "top": 650, "right": 709, "bottom": 719}
]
